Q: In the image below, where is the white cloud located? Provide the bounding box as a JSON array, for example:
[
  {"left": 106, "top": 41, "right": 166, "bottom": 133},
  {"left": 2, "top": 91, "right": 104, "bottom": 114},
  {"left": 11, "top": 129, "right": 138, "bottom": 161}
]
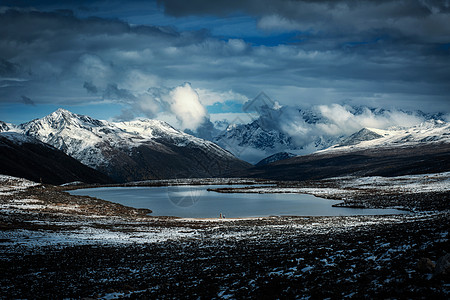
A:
[
  {"left": 257, "top": 15, "right": 302, "bottom": 32},
  {"left": 161, "top": 83, "right": 208, "bottom": 130},
  {"left": 136, "top": 93, "right": 161, "bottom": 117},
  {"left": 195, "top": 88, "right": 248, "bottom": 106},
  {"left": 314, "top": 104, "right": 426, "bottom": 136}
]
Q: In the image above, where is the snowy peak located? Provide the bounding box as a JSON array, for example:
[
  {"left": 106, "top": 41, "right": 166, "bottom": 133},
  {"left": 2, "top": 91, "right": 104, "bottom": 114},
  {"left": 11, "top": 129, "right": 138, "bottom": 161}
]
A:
[
  {"left": 115, "top": 119, "right": 180, "bottom": 139},
  {"left": 19, "top": 108, "right": 108, "bottom": 145},
  {"left": 0, "top": 121, "right": 10, "bottom": 132},
  {"left": 42, "top": 108, "right": 106, "bottom": 129},
  {"left": 338, "top": 128, "right": 383, "bottom": 147}
]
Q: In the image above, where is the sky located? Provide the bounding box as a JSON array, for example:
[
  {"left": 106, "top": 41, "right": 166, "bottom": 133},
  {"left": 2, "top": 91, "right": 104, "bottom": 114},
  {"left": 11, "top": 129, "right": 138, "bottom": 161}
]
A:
[{"left": 0, "top": 0, "right": 449, "bottom": 128}]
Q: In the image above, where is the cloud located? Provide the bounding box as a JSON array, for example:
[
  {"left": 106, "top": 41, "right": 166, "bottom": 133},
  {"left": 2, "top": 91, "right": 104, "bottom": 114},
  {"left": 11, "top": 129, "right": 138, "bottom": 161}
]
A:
[
  {"left": 314, "top": 104, "right": 424, "bottom": 136},
  {"left": 104, "top": 84, "right": 136, "bottom": 101},
  {"left": 245, "top": 100, "right": 429, "bottom": 149},
  {"left": 83, "top": 81, "right": 98, "bottom": 94},
  {"left": 0, "top": 59, "right": 20, "bottom": 76},
  {"left": 147, "top": 83, "right": 208, "bottom": 130},
  {"left": 21, "top": 95, "right": 35, "bottom": 106},
  {"left": 164, "top": 83, "right": 208, "bottom": 130},
  {"left": 0, "top": 4, "right": 448, "bottom": 127},
  {"left": 159, "top": 0, "right": 450, "bottom": 42},
  {"left": 257, "top": 15, "right": 301, "bottom": 32}
]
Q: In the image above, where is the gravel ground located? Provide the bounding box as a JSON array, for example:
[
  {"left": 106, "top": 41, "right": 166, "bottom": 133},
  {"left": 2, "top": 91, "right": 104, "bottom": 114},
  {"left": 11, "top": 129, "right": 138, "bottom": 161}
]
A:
[{"left": 0, "top": 176, "right": 449, "bottom": 299}]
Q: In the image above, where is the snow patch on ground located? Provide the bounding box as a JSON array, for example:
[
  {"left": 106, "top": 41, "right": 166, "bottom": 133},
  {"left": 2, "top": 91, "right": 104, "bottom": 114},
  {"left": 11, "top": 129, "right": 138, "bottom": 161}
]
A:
[
  {"left": 232, "top": 172, "right": 450, "bottom": 196},
  {"left": 0, "top": 175, "right": 39, "bottom": 194}
]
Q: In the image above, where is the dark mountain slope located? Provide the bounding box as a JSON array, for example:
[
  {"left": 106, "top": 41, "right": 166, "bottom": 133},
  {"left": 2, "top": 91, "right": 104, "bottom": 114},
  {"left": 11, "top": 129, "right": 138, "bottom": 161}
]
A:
[
  {"left": 236, "top": 143, "right": 450, "bottom": 181},
  {"left": 256, "top": 152, "right": 296, "bottom": 166},
  {"left": 0, "top": 133, "right": 114, "bottom": 185}
]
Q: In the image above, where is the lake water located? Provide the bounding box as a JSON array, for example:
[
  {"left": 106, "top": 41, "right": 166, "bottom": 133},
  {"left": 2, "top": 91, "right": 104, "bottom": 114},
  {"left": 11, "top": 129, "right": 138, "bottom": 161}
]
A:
[{"left": 69, "top": 185, "right": 409, "bottom": 218}]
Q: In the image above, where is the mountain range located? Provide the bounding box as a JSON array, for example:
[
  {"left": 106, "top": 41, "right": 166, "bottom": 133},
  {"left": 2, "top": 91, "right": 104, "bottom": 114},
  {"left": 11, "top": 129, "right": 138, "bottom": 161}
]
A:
[
  {"left": 236, "top": 120, "right": 450, "bottom": 180},
  {"left": 1, "top": 109, "right": 250, "bottom": 183},
  {"left": 212, "top": 106, "right": 447, "bottom": 164},
  {"left": 1, "top": 108, "right": 449, "bottom": 184}
]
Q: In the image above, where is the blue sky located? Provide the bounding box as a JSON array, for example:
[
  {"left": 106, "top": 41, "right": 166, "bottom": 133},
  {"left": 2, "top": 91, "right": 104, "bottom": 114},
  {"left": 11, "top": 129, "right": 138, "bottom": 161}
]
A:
[{"left": 0, "top": 0, "right": 449, "bottom": 127}]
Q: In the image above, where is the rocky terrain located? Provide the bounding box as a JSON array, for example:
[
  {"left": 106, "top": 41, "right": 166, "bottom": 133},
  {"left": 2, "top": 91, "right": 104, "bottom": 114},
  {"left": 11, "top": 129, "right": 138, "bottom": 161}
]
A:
[{"left": 0, "top": 175, "right": 448, "bottom": 299}]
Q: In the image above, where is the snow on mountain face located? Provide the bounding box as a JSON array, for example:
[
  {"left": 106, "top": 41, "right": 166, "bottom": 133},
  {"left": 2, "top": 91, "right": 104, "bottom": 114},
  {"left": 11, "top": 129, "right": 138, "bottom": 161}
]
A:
[
  {"left": 213, "top": 118, "right": 340, "bottom": 164},
  {"left": 337, "top": 128, "right": 383, "bottom": 147},
  {"left": 11, "top": 109, "right": 247, "bottom": 181},
  {"left": 215, "top": 121, "right": 294, "bottom": 152},
  {"left": 322, "top": 120, "right": 450, "bottom": 153},
  {"left": 114, "top": 119, "right": 227, "bottom": 151},
  {"left": 20, "top": 109, "right": 235, "bottom": 165},
  {"left": 0, "top": 132, "right": 47, "bottom": 146},
  {"left": 212, "top": 106, "right": 448, "bottom": 163},
  {"left": 19, "top": 109, "right": 122, "bottom": 168},
  {"left": 0, "top": 121, "right": 11, "bottom": 132}
]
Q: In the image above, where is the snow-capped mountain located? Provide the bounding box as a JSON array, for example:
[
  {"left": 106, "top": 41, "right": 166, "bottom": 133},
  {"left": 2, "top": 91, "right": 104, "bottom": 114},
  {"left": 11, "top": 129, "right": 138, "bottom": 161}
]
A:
[
  {"left": 337, "top": 128, "right": 384, "bottom": 147},
  {"left": 323, "top": 120, "right": 450, "bottom": 153},
  {"left": 212, "top": 105, "right": 448, "bottom": 164},
  {"left": 213, "top": 105, "right": 341, "bottom": 164},
  {"left": 7, "top": 109, "right": 250, "bottom": 182},
  {"left": 235, "top": 118, "right": 450, "bottom": 181},
  {"left": 214, "top": 120, "right": 296, "bottom": 163}
]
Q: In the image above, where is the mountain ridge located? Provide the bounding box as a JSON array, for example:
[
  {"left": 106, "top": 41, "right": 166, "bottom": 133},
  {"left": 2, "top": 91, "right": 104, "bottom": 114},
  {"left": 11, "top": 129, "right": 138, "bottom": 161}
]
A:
[
  {"left": 4, "top": 109, "right": 251, "bottom": 182},
  {"left": 233, "top": 119, "right": 450, "bottom": 181},
  {"left": 212, "top": 105, "right": 447, "bottom": 163}
]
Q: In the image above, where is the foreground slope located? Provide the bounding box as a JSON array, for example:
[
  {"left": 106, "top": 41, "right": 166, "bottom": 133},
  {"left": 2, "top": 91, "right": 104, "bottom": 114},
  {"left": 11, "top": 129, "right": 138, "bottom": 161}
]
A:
[
  {"left": 0, "top": 132, "right": 113, "bottom": 185},
  {"left": 238, "top": 120, "right": 450, "bottom": 181},
  {"left": 12, "top": 109, "right": 251, "bottom": 182}
]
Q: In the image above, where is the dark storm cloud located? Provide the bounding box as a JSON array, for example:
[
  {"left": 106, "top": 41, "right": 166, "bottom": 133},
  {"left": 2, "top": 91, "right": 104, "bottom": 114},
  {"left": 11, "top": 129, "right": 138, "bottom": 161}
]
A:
[
  {"left": 0, "top": 8, "right": 207, "bottom": 105},
  {"left": 159, "top": 0, "right": 450, "bottom": 42},
  {"left": 104, "top": 84, "right": 137, "bottom": 101},
  {"left": 21, "top": 95, "right": 35, "bottom": 106},
  {"left": 0, "top": 59, "right": 20, "bottom": 76},
  {"left": 0, "top": 2, "right": 448, "bottom": 120},
  {"left": 158, "top": 0, "right": 450, "bottom": 111},
  {"left": 83, "top": 82, "right": 98, "bottom": 94}
]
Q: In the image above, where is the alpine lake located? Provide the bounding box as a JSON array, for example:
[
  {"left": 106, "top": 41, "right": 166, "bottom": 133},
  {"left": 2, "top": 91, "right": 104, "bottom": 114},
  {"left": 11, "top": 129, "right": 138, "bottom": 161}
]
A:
[{"left": 69, "top": 185, "right": 409, "bottom": 218}]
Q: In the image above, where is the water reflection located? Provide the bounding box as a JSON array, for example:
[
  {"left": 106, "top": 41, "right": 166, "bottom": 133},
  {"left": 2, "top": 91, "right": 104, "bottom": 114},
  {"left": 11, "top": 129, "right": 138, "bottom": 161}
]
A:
[{"left": 70, "top": 185, "right": 409, "bottom": 218}]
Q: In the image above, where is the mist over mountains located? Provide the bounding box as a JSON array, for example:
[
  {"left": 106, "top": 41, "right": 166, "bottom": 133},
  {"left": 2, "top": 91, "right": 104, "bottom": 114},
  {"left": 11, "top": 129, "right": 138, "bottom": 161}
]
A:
[{"left": 204, "top": 96, "right": 448, "bottom": 163}]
